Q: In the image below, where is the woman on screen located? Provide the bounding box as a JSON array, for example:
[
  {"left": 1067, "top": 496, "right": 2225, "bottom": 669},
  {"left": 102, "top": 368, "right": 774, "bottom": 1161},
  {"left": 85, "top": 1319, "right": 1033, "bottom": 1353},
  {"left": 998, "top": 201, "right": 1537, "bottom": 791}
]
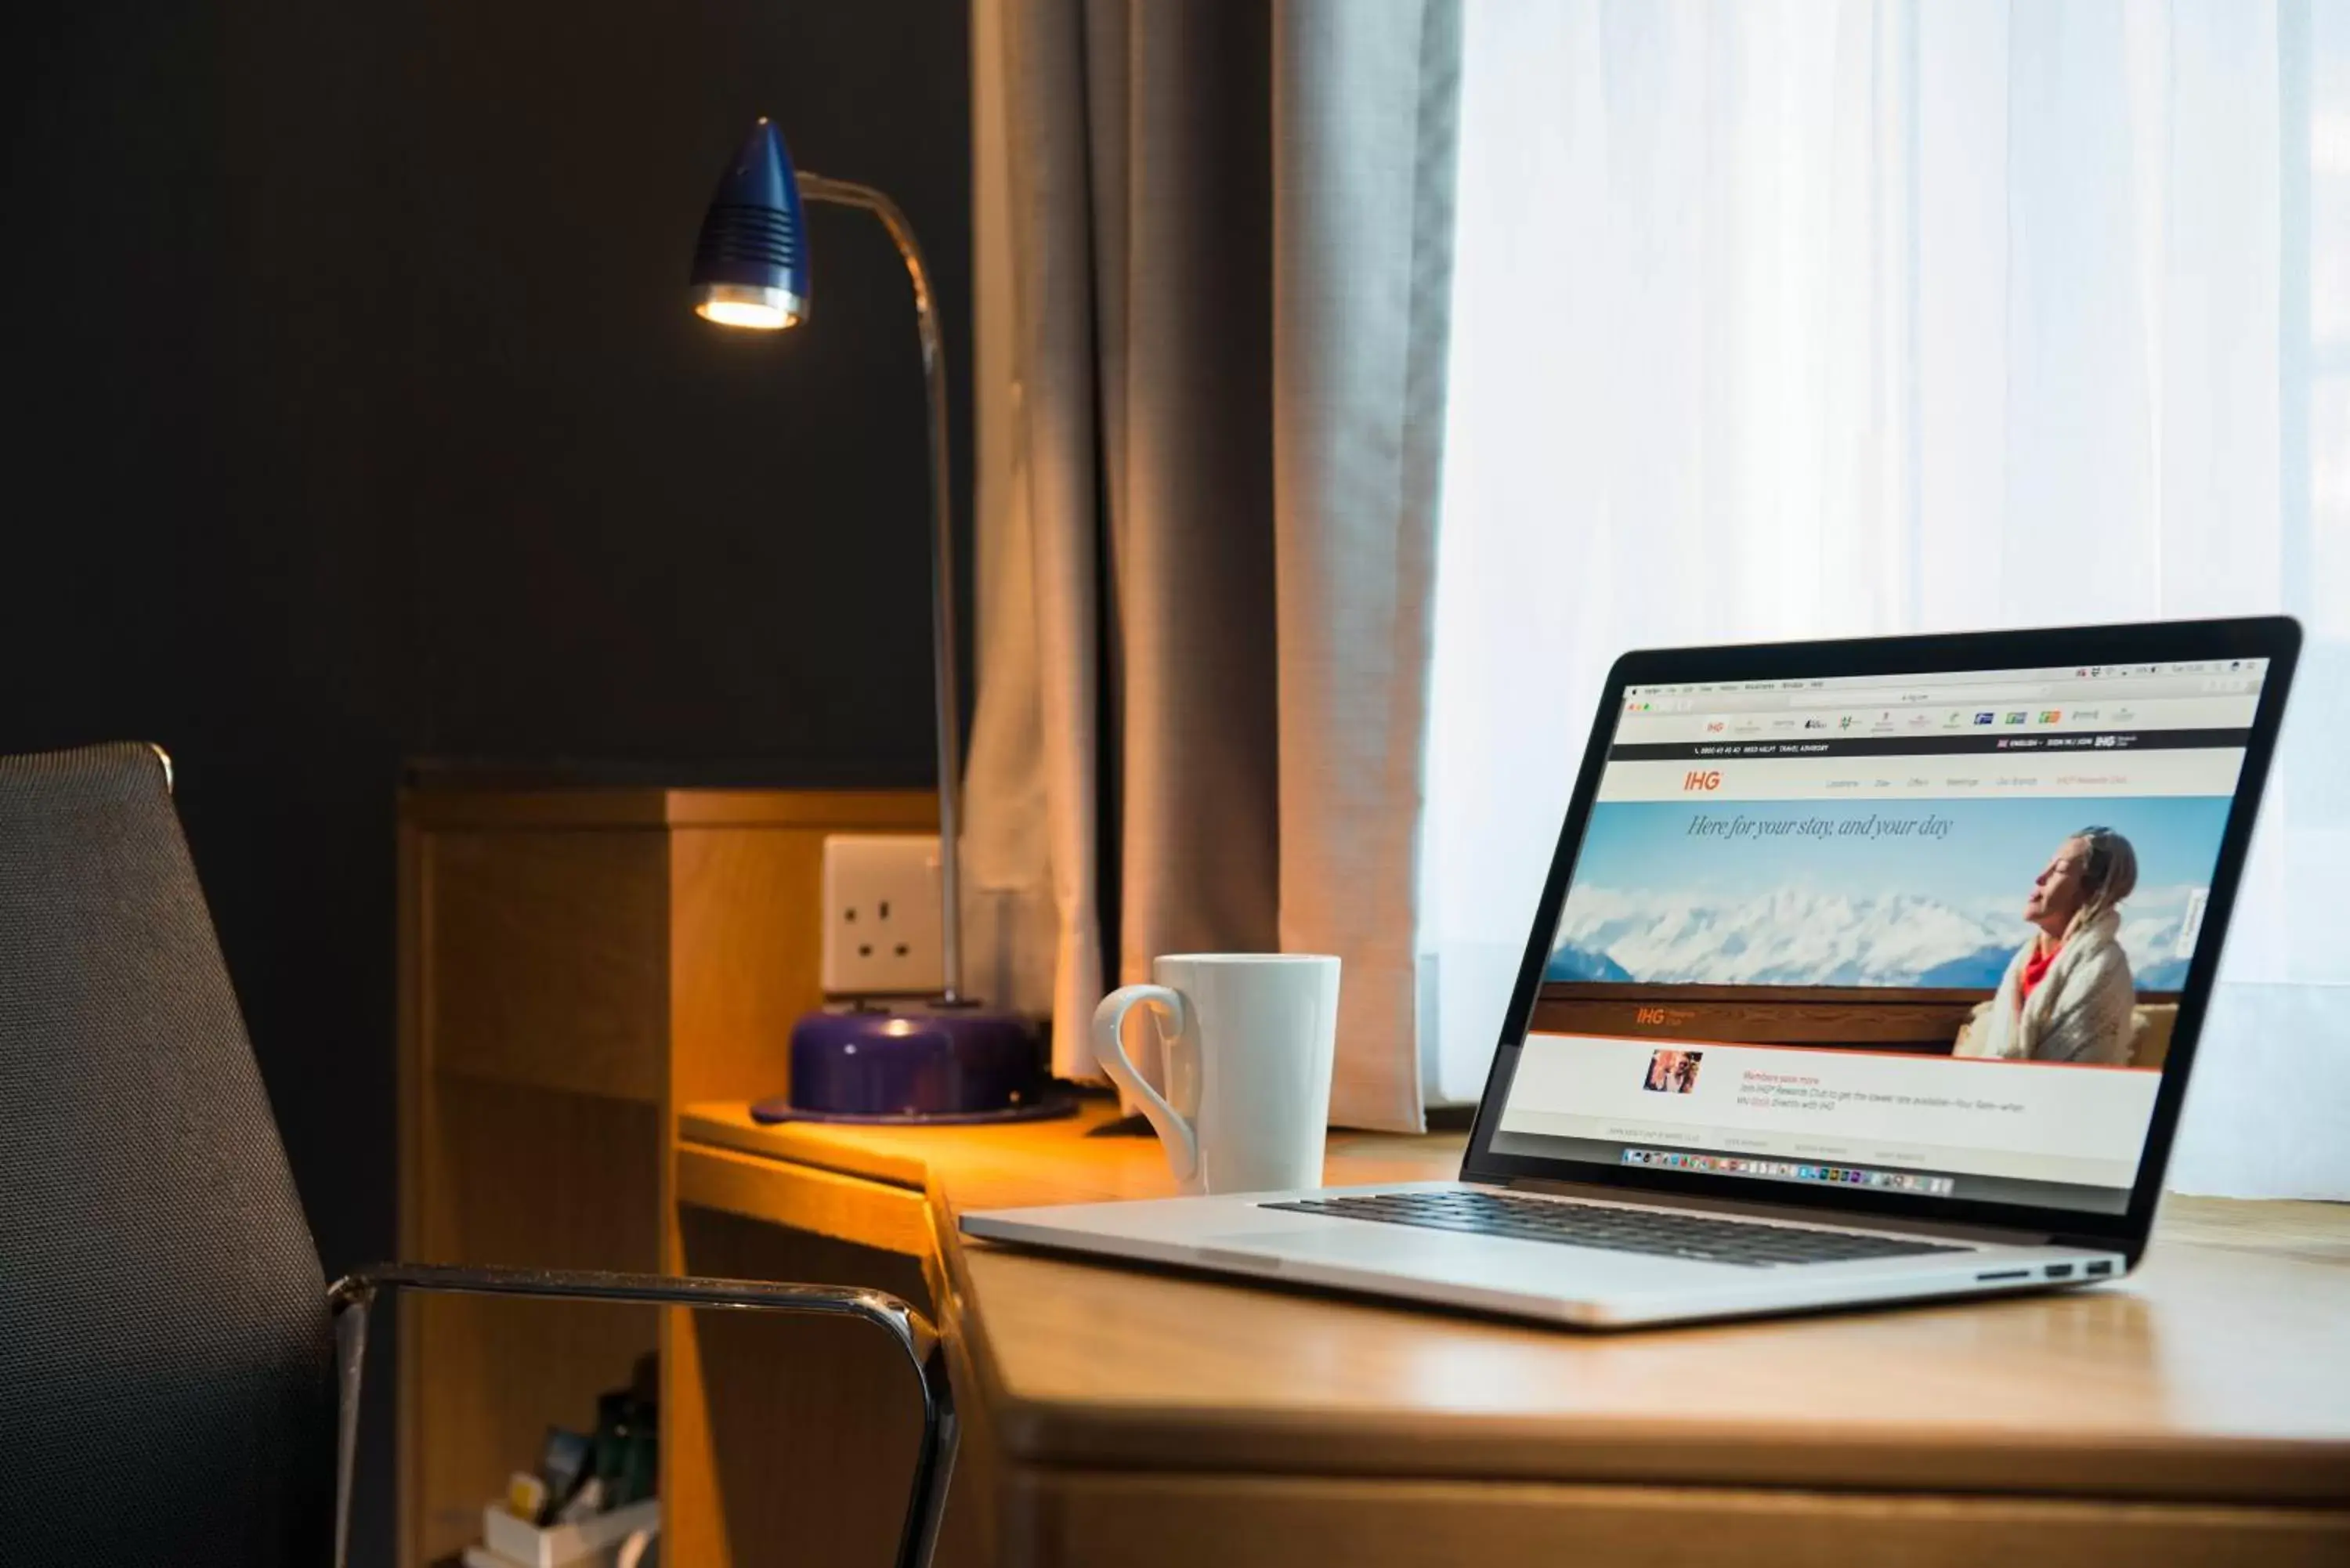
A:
[{"left": 1957, "top": 826, "right": 2140, "bottom": 1064}]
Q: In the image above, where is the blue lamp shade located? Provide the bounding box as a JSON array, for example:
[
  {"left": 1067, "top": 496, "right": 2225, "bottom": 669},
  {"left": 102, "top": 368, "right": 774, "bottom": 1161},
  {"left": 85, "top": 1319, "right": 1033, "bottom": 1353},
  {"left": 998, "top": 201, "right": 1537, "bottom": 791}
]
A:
[{"left": 690, "top": 118, "right": 809, "bottom": 331}]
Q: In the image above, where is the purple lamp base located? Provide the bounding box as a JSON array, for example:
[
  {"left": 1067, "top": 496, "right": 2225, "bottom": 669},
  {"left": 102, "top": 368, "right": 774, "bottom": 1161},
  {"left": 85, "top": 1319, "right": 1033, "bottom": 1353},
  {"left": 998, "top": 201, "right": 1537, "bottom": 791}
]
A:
[{"left": 753, "top": 1003, "right": 1069, "bottom": 1126}]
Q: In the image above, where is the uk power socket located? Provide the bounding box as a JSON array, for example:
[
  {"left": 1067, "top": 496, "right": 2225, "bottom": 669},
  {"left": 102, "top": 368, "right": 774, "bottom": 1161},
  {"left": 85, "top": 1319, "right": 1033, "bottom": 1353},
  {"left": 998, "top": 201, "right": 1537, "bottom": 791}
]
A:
[{"left": 820, "top": 834, "right": 945, "bottom": 999}]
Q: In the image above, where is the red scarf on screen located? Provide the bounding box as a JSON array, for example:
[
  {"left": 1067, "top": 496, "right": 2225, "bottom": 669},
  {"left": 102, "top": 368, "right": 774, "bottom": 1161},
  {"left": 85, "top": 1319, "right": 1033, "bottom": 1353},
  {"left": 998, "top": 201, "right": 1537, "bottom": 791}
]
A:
[{"left": 2019, "top": 939, "right": 2063, "bottom": 1006}]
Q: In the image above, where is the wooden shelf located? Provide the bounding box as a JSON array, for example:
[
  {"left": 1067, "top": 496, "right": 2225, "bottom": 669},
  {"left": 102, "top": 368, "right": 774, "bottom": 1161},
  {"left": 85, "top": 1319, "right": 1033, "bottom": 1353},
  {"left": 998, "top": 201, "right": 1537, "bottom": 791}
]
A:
[
  {"left": 396, "top": 783, "right": 935, "bottom": 1568},
  {"left": 407, "top": 1072, "right": 662, "bottom": 1562}
]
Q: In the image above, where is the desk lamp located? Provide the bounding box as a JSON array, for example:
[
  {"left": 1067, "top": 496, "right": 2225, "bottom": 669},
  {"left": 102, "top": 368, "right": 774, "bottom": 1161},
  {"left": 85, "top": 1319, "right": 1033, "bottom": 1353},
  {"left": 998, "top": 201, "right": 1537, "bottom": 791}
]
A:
[{"left": 691, "top": 119, "right": 1058, "bottom": 1125}]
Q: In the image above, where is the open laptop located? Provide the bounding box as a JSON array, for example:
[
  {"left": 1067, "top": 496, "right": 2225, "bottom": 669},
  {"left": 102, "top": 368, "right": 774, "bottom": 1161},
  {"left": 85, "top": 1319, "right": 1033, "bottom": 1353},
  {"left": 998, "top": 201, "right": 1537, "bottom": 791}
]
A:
[{"left": 962, "top": 618, "right": 2301, "bottom": 1328}]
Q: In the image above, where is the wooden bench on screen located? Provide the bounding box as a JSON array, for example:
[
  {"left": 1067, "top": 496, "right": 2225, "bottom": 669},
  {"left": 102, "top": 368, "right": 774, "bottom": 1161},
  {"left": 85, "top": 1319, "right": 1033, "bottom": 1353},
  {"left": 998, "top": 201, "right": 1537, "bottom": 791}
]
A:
[{"left": 1532, "top": 982, "right": 2184, "bottom": 1066}]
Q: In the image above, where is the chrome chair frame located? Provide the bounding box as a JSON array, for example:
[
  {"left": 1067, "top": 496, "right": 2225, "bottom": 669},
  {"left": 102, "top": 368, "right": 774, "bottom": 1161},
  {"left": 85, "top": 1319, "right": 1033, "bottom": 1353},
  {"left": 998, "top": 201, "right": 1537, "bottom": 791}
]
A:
[{"left": 328, "top": 1265, "right": 956, "bottom": 1568}]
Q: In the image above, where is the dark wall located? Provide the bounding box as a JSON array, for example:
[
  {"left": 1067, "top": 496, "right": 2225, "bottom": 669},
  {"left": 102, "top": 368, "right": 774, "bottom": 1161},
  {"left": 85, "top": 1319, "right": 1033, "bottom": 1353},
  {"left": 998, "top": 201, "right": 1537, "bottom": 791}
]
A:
[{"left": 2, "top": 2, "right": 970, "bottom": 1559}]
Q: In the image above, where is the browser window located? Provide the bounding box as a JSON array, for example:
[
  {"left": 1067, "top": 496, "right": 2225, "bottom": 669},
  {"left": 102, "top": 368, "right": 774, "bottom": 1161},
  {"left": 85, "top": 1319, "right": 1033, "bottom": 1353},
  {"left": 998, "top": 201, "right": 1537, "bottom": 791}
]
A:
[{"left": 1491, "top": 658, "right": 2269, "bottom": 1214}]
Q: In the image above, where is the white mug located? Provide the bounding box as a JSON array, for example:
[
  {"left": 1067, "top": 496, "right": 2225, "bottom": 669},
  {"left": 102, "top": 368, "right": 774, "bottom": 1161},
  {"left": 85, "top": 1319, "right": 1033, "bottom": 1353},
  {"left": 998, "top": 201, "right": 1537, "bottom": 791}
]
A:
[{"left": 1092, "top": 953, "right": 1342, "bottom": 1196}]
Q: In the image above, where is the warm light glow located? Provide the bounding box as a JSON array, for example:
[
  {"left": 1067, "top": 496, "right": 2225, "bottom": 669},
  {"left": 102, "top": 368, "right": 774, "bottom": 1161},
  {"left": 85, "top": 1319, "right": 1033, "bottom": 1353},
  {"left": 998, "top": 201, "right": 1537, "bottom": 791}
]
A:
[
  {"left": 697, "top": 298, "right": 797, "bottom": 331},
  {"left": 692, "top": 280, "right": 804, "bottom": 331}
]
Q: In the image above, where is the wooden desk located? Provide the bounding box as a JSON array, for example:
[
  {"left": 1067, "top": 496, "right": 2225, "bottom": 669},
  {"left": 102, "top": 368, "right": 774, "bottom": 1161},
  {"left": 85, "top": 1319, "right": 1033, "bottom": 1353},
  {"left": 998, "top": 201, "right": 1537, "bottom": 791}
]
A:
[{"left": 677, "top": 1100, "right": 2350, "bottom": 1566}]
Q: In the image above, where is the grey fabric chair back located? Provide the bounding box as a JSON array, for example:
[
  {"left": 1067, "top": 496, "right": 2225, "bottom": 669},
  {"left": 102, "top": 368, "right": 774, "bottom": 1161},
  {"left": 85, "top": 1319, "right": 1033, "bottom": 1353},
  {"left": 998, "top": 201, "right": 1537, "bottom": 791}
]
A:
[{"left": 0, "top": 742, "right": 332, "bottom": 1563}]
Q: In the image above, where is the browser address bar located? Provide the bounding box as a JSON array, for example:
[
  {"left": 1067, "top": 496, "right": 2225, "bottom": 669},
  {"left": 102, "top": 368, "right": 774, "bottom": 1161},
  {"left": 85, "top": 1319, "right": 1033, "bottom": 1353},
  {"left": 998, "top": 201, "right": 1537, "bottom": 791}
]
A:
[{"left": 1783, "top": 685, "right": 2052, "bottom": 708}]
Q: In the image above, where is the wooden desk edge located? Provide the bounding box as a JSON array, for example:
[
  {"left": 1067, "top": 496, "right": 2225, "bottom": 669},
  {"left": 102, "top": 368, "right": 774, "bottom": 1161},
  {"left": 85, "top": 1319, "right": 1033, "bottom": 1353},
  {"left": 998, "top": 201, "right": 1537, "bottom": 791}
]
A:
[
  {"left": 925, "top": 1215, "right": 2350, "bottom": 1509},
  {"left": 677, "top": 1104, "right": 2350, "bottom": 1512},
  {"left": 675, "top": 1141, "right": 933, "bottom": 1257}
]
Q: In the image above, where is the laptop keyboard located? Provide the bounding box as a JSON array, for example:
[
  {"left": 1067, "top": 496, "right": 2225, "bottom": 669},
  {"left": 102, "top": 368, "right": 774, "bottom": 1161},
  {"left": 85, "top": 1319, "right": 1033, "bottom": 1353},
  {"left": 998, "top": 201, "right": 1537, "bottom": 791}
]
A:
[{"left": 1257, "top": 1190, "right": 1972, "bottom": 1269}]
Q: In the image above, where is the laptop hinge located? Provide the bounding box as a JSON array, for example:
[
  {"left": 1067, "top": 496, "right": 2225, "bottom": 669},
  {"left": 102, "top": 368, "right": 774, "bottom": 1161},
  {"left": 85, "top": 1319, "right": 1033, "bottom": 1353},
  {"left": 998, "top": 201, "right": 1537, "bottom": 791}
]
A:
[{"left": 1495, "top": 1174, "right": 2055, "bottom": 1248}]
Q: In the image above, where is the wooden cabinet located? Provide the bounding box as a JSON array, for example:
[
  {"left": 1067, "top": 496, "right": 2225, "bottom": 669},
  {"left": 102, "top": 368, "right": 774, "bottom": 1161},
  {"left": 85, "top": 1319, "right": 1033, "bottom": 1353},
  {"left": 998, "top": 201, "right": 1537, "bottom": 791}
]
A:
[{"left": 396, "top": 783, "right": 934, "bottom": 1567}]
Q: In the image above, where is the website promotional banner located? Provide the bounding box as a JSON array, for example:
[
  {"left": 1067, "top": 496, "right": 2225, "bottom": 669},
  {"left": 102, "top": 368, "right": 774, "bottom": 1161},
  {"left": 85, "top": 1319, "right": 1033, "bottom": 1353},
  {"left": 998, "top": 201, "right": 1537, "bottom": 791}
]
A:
[{"left": 1551, "top": 794, "right": 2229, "bottom": 993}]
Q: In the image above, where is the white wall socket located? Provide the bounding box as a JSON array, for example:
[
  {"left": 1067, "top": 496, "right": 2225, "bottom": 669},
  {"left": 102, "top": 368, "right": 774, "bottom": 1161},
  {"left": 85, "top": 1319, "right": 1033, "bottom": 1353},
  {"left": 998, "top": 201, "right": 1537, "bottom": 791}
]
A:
[{"left": 821, "top": 834, "right": 945, "bottom": 999}]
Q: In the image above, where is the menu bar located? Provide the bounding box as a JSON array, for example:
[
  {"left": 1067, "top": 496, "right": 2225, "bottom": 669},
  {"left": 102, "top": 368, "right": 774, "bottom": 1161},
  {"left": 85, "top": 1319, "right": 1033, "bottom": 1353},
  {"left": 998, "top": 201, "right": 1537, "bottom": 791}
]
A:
[
  {"left": 1610, "top": 727, "right": 2251, "bottom": 764},
  {"left": 1615, "top": 692, "right": 2255, "bottom": 742},
  {"left": 1625, "top": 658, "right": 2266, "bottom": 696},
  {"left": 1623, "top": 662, "right": 2267, "bottom": 714}
]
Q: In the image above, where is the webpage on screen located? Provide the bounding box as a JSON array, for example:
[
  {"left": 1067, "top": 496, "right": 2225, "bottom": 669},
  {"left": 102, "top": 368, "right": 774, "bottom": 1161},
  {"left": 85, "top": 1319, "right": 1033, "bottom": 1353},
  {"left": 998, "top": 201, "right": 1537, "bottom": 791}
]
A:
[{"left": 1492, "top": 660, "right": 2266, "bottom": 1214}]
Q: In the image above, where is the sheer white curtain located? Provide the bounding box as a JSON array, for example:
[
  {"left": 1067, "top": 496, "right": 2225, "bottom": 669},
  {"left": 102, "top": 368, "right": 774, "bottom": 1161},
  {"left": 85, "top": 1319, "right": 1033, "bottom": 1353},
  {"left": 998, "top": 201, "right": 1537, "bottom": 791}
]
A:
[{"left": 1424, "top": 0, "right": 2350, "bottom": 1196}]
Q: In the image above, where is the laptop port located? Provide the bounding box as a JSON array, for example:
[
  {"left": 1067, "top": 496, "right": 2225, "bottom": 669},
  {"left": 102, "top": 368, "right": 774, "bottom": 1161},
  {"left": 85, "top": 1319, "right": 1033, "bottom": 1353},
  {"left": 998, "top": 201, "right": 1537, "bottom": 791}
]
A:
[
  {"left": 1975, "top": 1269, "right": 2030, "bottom": 1281},
  {"left": 2044, "top": 1263, "right": 2074, "bottom": 1279},
  {"left": 2085, "top": 1259, "right": 2113, "bottom": 1277}
]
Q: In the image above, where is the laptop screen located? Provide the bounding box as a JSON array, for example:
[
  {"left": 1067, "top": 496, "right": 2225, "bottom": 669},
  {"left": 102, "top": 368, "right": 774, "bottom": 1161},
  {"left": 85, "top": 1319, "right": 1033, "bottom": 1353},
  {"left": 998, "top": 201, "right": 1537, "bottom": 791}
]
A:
[{"left": 1486, "top": 654, "right": 2272, "bottom": 1216}]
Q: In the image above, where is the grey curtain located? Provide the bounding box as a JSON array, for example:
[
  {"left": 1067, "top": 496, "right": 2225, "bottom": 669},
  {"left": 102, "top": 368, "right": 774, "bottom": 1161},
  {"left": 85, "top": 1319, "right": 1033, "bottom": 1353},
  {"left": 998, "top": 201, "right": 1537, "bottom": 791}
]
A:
[{"left": 964, "top": 0, "right": 1461, "bottom": 1131}]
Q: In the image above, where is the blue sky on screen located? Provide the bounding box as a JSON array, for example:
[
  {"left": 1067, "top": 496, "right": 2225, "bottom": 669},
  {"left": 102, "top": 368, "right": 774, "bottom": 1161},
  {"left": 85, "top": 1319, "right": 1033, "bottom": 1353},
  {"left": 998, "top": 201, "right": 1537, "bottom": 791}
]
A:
[
  {"left": 1568, "top": 797, "right": 2232, "bottom": 904},
  {"left": 1551, "top": 796, "right": 2233, "bottom": 988}
]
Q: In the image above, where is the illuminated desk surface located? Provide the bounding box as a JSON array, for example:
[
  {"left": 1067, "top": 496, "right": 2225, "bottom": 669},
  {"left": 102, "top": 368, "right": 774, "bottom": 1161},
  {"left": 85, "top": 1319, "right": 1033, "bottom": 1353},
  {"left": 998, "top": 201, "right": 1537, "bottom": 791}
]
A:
[{"left": 677, "top": 1097, "right": 2350, "bottom": 1566}]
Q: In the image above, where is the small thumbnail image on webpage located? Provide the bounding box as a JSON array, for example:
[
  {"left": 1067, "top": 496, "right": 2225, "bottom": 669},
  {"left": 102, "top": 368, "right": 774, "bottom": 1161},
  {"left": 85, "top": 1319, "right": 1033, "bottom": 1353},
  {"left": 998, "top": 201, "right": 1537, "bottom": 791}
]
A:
[{"left": 1642, "top": 1048, "right": 1702, "bottom": 1094}]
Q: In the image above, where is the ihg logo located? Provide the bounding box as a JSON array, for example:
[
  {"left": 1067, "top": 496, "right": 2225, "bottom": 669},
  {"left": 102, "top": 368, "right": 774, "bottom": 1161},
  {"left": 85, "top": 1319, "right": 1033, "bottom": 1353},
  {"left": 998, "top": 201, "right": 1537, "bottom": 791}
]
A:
[{"left": 1682, "top": 769, "right": 1722, "bottom": 791}]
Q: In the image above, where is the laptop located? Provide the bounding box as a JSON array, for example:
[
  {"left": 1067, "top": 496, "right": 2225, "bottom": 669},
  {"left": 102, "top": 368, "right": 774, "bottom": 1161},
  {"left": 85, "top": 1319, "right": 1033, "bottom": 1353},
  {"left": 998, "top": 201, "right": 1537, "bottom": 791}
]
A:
[{"left": 962, "top": 618, "right": 2301, "bottom": 1329}]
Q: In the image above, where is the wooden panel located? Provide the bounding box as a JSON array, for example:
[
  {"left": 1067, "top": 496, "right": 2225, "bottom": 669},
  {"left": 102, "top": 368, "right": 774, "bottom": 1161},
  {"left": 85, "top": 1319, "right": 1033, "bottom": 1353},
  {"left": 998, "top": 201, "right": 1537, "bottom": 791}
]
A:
[
  {"left": 404, "top": 786, "right": 936, "bottom": 832},
  {"left": 663, "top": 790, "right": 938, "bottom": 830},
  {"left": 680, "top": 1105, "right": 952, "bottom": 1192},
  {"left": 395, "top": 818, "right": 428, "bottom": 1568},
  {"left": 414, "top": 1077, "right": 662, "bottom": 1266},
  {"left": 667, "top": 826, "right": 826, "bottom": 1109},
  {"left": 1532, "top": 982, "right": 2189, "bottom": 1053},
  {"left": 410, "top": 1078, "right": 662, "bottom": 1564},
  {"left": 403, "top": 788, "right": 681, "bottom": 830},
  {"left": 935, "top": 1317, "right": 1000, "bottom": 1568},
  {"left": 1532, "top": 992, "right": 1979, "bottom": 1050},
  {"left": 2135, "top": 1003, "right": 2179, "bottom": 1070},
  {"left": 1014, "top": 1472, "right": 2350, "bottom": 1568},
  {"left": 657, "top": 807, "right": 934, "bottom": 1568},
  {"left": 1552, "top": 985, "right": 2008, "bottom": 1005},
  {"left": 677, "top": 1142, "right": 933, "bottom": 1255},
  {"left": 397, "top": 786, "right": 938, "bottom": 1568},
  {"left": 666, "top": 1208, "right": 937, "bottom": 1568},
  {"left": 662, "top": 800, "right": 935, "bottom": 1114},
  {"left": 425, "top": 829, "right": 667, "bottom": 1101},
  {"left": 679, "top": 1098, "right": 1468, "bottom": 1215}
]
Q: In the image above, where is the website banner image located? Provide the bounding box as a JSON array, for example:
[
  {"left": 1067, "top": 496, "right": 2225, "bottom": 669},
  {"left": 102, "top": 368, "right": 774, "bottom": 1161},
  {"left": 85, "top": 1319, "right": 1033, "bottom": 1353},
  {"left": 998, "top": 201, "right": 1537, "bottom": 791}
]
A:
[
  {"left": 1550, "top": 793, "right": 2229, "bottom": 1004},
  {"left": 1506, "top": 800, "right": 2240, "bottom": 1206}
]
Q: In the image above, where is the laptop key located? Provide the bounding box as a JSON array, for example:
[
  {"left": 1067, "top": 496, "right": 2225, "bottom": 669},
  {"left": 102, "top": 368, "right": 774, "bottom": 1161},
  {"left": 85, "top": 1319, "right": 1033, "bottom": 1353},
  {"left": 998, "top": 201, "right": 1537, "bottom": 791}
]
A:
[{"left": 1260, "top": 1191, "right": 1969, "bottom": 1268}]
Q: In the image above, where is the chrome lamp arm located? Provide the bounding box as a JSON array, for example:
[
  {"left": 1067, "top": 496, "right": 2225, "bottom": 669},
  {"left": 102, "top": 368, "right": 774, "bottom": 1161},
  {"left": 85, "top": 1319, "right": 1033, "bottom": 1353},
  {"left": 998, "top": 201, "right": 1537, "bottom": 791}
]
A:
[
  {"left": 797, "top": 172, "right": 967, "bottom": 1003},
  {"left": 327, "top": 1263, "right": 956, "bottom": 1568}
]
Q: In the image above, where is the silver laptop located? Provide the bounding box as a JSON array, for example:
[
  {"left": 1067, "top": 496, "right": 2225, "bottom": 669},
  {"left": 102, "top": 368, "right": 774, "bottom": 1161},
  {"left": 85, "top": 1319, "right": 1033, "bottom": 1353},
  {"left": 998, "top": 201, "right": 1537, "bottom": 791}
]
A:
[{"left": 964, "top": 619, "right": 2300, "bottom": 1329}]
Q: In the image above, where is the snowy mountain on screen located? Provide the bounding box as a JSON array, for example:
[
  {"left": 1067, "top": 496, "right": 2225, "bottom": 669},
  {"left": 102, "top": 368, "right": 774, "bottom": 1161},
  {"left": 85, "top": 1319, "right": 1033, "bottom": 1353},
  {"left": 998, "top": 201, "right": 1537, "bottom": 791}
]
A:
[
  {"left": 1543, "top": 943, "right": 1635, "bottom": 982},
  {"left": 1553, "top": 883, "right": 2196, "bottom": 991}
]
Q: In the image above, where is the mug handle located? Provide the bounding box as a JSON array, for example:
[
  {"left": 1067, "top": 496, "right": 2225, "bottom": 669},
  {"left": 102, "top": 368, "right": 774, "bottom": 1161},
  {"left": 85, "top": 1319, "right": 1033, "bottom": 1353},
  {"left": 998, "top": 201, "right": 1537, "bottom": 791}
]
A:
[{"left": 1091, "top": 984, "right": 1198, "bottom": 1183}]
